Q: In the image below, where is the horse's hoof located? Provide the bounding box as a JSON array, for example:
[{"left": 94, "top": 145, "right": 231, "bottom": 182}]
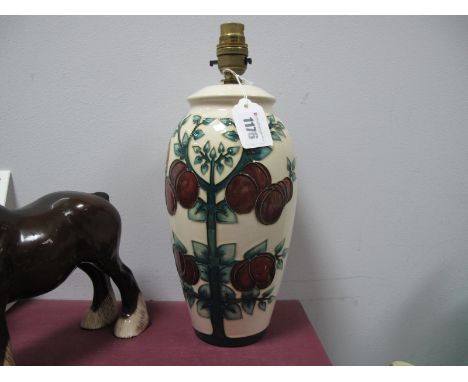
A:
[
  {"left": 113, "top": 293, "right": 150, "bottom": 338},
  {"left": 2, "top": 341, "right": 15, "bottom": 366},
  {"left": 81, "top": 290, "right": 118, "bottom": 330}
]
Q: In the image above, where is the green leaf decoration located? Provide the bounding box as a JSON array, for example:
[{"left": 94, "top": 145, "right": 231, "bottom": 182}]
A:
[
  {"left": 244, "top": 240, "right": 268, "bottom": 260},
  {"left": 199, "top": 284, "right": 211, "bottom": 299},
  {"left": 220, "top": 118, "right": 235, "bottom": 126},
  {"left": 223, "top": 130, "right": 239, "bottom": 142},
  {"left": 271, "top": 131, "right": 281, "bottom": 141},
  {"left": 227, "top": 146, "right": 240, "bottom": 156},
  {"left": 209, "top": 147, "right": 216, "bottom": 159},
  {"left": 194, "top": 155, "right": 203, "bottom": 165},
  {"left": 276, "top": 129, "right": 286, "bottom": 137},
  {"left": 174, "top": 143, "right": 183, "bottom": 157},
  {"left": 187, "top": 198, "right": 207, "bottom": 222},
  {"left": 182, "top": 133, "right": 189, "bottom": 146},
  {"left": 244, "top": 287, "right": 260, "bottom": 299},
  {"left": 219, "top": 265, "right": 232, "bottom": 283},
  {"left": 193, "top": 145, "right": 201, "bottom": 153},
  {"left": 281, "top": 249, "right": 288, "bottom": 258},
  {"left": 197, "top": 300, "right": 211, "bottom": 318},
  {"left": 199, "top": 264, "right": 209, "bottom": 282},
  {"left": 203, "top": 141, "right": 210, "bottom": 153},
  {"left": 224, "top": 156, "right": 233, "bottom": 167},
  {"left": 172, "top": 232, "right": 187, "bottom": 253},
  {"left": 276, "top": 258, "right": 284, "bottom": 270},
  {"left": 218, "top": 142, "right": 225, "bottom": 153},
  {"left": 202, "top": 117, "right": 215, "bottom": 125},
  {"left": 221, "top": 285, "right": 236, "bottom": 301},
  {"left": 192, "top": 241, "right": 209, "bottom": 263},
  {"left": 201, "top": 163, "right": 209, "bottom": 175},
  {"left": 287, "top": 157, "right": 297, "bottom": 181},
  {"left": 192, "top": 129, "right": 205, "bottom": 140},
  {"left": 216, "top": 200, "right": 238, "bottom": 224},
  {"left": 216, "top": 162, "right": 224, "bottom": 175},
  {"left": 241, "top": 299, "right": 255, "bottom": 315},
  {"left": 247, "top": 147, "right": 272, "bottom": 161},
  {"left": 274, "top": 239, "right": 285, "bottom": 255},
  {"left": 217, "top": 243, "right": 236, "bottom": 265},
  {"left": 241, "top": 288, "right": 260, "bottom": 315},
  {"left": 276, "top": 120, "right": 286, "bottom": 130},
  {"left": 262, "top": 287, "right": 274, "bottom": 297},
  {"left": 223, "top": 303, "right": 243, "bottom": 320},
  {"left": 192, "top": 115, "right": 202, "bottom": 124},
  {"left": 268, "top": 115, "right": 286, "bottom": 141},
  {"left": 186, "top": 294, "right": 195, "bottom": 308},
  {"left": 258, "top": 301, "right": 267, "bottom": 311}
]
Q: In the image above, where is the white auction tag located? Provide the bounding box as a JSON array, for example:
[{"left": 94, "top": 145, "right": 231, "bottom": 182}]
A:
[{"left": 232, "top": 99, "right": 273, "bottom": 149}]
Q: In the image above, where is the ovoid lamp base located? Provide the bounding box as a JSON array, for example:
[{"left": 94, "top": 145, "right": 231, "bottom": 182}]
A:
[{"left": 194, "top": 329, "right": 267, "bottom": 347}]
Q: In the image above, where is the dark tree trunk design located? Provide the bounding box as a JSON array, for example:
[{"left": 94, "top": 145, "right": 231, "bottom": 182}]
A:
[{"left": 168, "top": 114, "right": 295, "bottom": 344}]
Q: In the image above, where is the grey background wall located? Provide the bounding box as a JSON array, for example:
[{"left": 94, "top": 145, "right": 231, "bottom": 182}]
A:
[{"left": 1, "top": 16, "right": 468, "bottom": 365}]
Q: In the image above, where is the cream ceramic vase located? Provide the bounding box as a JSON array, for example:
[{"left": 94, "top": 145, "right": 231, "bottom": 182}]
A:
[{"left": 165, "top": 83, "right": 297, "bottom": 346}]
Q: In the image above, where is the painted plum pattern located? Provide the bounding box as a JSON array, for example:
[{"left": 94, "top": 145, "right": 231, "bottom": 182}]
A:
[{"left": 165, "top": 114, "right": 295, "bottom": 340}]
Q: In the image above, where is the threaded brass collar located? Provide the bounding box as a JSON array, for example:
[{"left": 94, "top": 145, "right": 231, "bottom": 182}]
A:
[{"left": 214, "top": 23, "right": 250, "bottom": 84}]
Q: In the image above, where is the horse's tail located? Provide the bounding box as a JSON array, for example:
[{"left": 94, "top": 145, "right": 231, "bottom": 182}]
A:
[{"left": 93, "top": 192, "right": 110, "bottom": 201}]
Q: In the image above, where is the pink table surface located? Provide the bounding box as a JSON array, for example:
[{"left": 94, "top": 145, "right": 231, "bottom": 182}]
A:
[{"left": 6, "top": 299, "right": 331, "bottom": 366}]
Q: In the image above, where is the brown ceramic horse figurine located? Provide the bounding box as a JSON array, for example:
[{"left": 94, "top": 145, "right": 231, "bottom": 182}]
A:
[{"left": 0, "top": 191, "right": 150, "bottom": 366}]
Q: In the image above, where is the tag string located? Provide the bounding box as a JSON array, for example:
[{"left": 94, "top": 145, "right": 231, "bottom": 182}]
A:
[{"left": 223, "top": 68, "right": 252, "bottom": 108}]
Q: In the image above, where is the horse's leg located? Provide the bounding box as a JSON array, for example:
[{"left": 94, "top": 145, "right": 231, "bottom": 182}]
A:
[
  {"left": 78, "top": 263, "right": 118, "bottom": 330},
  {"left": 98, "top": 254, "right": 149, "bottom": 338},
  {"left": 0, "top": 299, "right": 14, "bottom": 366}
]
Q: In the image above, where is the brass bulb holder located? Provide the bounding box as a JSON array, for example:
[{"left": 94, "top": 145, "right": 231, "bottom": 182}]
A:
[{"left": 210, "top": 22, "right": 251, "bottom": 84}]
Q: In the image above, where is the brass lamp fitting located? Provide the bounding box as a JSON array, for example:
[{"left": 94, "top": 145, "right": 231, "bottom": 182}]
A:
[{"left": 209, "top": 22, "right": 252, "bottom": 84}]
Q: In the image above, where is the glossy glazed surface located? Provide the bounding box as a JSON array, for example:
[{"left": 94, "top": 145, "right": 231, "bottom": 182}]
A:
[
  {"left": 0, "top": 191, "right": 148, "bottom": 365},
  {"left": 0, "top": 192, "right": 121, "bottom": 302},
  {"left": 166, "top": 84, "right": 297, "bottom": 345}
]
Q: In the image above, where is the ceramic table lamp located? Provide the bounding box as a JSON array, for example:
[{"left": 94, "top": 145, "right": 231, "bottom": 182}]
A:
[{"left": 165, "top": 23, "right": 297, "bottom": 346}]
